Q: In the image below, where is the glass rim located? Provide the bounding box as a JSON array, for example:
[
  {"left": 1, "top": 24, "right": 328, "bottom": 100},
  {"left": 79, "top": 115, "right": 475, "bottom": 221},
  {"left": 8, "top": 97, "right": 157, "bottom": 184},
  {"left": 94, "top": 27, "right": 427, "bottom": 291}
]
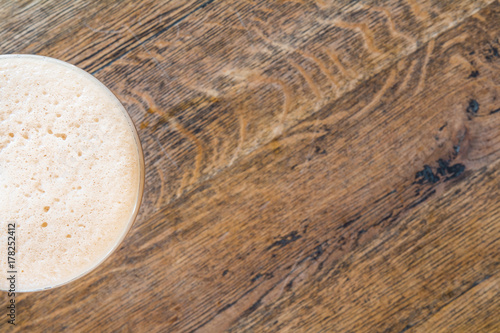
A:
[{"left": 0, "top": 54, "right": 145, "bottom": 292}]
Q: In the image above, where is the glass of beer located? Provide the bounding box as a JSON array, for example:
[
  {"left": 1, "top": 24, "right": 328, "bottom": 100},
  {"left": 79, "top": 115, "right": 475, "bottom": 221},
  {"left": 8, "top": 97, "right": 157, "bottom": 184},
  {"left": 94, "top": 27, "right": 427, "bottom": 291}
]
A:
[{"left": 0, "top": 54, "right": 145, "bottom": 292}]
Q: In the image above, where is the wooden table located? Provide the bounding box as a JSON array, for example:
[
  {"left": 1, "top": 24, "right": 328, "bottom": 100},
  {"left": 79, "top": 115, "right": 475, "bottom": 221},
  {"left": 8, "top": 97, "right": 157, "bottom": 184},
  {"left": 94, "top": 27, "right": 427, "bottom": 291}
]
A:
[{"left": 1, "top": 1, "right": 499, "bottom": 332}]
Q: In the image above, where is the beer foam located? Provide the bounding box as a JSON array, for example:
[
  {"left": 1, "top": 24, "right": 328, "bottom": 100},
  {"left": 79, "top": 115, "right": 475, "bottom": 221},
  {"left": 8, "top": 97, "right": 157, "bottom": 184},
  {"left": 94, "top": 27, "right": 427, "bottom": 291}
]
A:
[{"left": 0, "top": 55, "right": 142, "bottom": 291}]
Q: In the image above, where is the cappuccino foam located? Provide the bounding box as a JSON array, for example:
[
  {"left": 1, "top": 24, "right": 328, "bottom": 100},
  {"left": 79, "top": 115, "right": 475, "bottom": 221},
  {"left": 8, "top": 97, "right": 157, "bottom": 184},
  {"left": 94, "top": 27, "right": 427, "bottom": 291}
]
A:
[{"left": 0, "top": 55, "right": 141, "bottom": 291}]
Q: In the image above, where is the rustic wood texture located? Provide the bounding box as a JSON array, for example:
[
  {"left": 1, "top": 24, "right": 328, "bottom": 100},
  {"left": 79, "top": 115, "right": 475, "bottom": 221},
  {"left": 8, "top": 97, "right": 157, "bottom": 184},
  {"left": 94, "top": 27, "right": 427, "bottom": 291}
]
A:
[{"left": 1, "top": 0, "right": 499, "bottom": 332}]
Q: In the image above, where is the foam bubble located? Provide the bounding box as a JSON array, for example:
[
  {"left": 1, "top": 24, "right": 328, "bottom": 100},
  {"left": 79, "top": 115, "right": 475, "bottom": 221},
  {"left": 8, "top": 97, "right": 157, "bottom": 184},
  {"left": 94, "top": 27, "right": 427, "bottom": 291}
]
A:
[{"left": 0, "top": 56, "right": 141, "bottom": 291}]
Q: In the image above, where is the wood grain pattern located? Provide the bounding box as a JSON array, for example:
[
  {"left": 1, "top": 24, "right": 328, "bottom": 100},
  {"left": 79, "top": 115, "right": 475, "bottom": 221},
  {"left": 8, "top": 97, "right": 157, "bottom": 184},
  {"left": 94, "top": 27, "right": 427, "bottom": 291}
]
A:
[
  {"left": 102, "top": 0, "right": 494, "bottom": 215},
  {"left": 1, "top": 0, "right": 499, "bottom": 332}
]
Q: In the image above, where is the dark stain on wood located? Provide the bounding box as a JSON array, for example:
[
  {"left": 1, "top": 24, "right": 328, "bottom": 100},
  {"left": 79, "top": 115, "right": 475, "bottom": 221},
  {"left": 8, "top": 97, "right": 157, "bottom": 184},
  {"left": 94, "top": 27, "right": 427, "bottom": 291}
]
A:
[
  {"left": 466, "top": 99, "right": 480, "bottom": 115},
  {"left": 266, "top": 231, "right": 302, "bottom": 251}
]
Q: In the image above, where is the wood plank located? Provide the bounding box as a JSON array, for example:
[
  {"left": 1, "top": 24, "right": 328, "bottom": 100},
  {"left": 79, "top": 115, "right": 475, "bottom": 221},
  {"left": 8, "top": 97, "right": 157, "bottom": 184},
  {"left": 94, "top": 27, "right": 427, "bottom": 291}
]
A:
[
  {"left": 9, "top": 2, "right": 500, "bottom": 331},
  {"left": 412, "top": 275, "right": 499, "bottom": 332},
  {"left": 92, "top": 0, "right": 495, "bottom": 218},
  {"left": 2, "top": 1, "right": 492, "bottom": 220},
  {"left": 0, "top": 1, "right": 212, "bottom": 72}
]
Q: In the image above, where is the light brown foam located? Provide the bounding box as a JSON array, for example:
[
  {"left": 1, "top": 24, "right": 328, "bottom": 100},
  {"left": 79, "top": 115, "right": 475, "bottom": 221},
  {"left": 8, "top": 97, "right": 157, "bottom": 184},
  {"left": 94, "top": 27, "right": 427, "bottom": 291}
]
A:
[{"left": 0, "top": 56, "right": 141, "bottom": 291}]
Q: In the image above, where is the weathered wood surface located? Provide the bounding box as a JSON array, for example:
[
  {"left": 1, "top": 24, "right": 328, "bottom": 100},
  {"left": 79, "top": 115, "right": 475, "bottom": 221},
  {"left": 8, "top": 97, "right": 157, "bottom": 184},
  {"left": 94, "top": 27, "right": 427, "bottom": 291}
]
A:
[{"left": 1, "top": 0, "right": 499, "bottom": 332}]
